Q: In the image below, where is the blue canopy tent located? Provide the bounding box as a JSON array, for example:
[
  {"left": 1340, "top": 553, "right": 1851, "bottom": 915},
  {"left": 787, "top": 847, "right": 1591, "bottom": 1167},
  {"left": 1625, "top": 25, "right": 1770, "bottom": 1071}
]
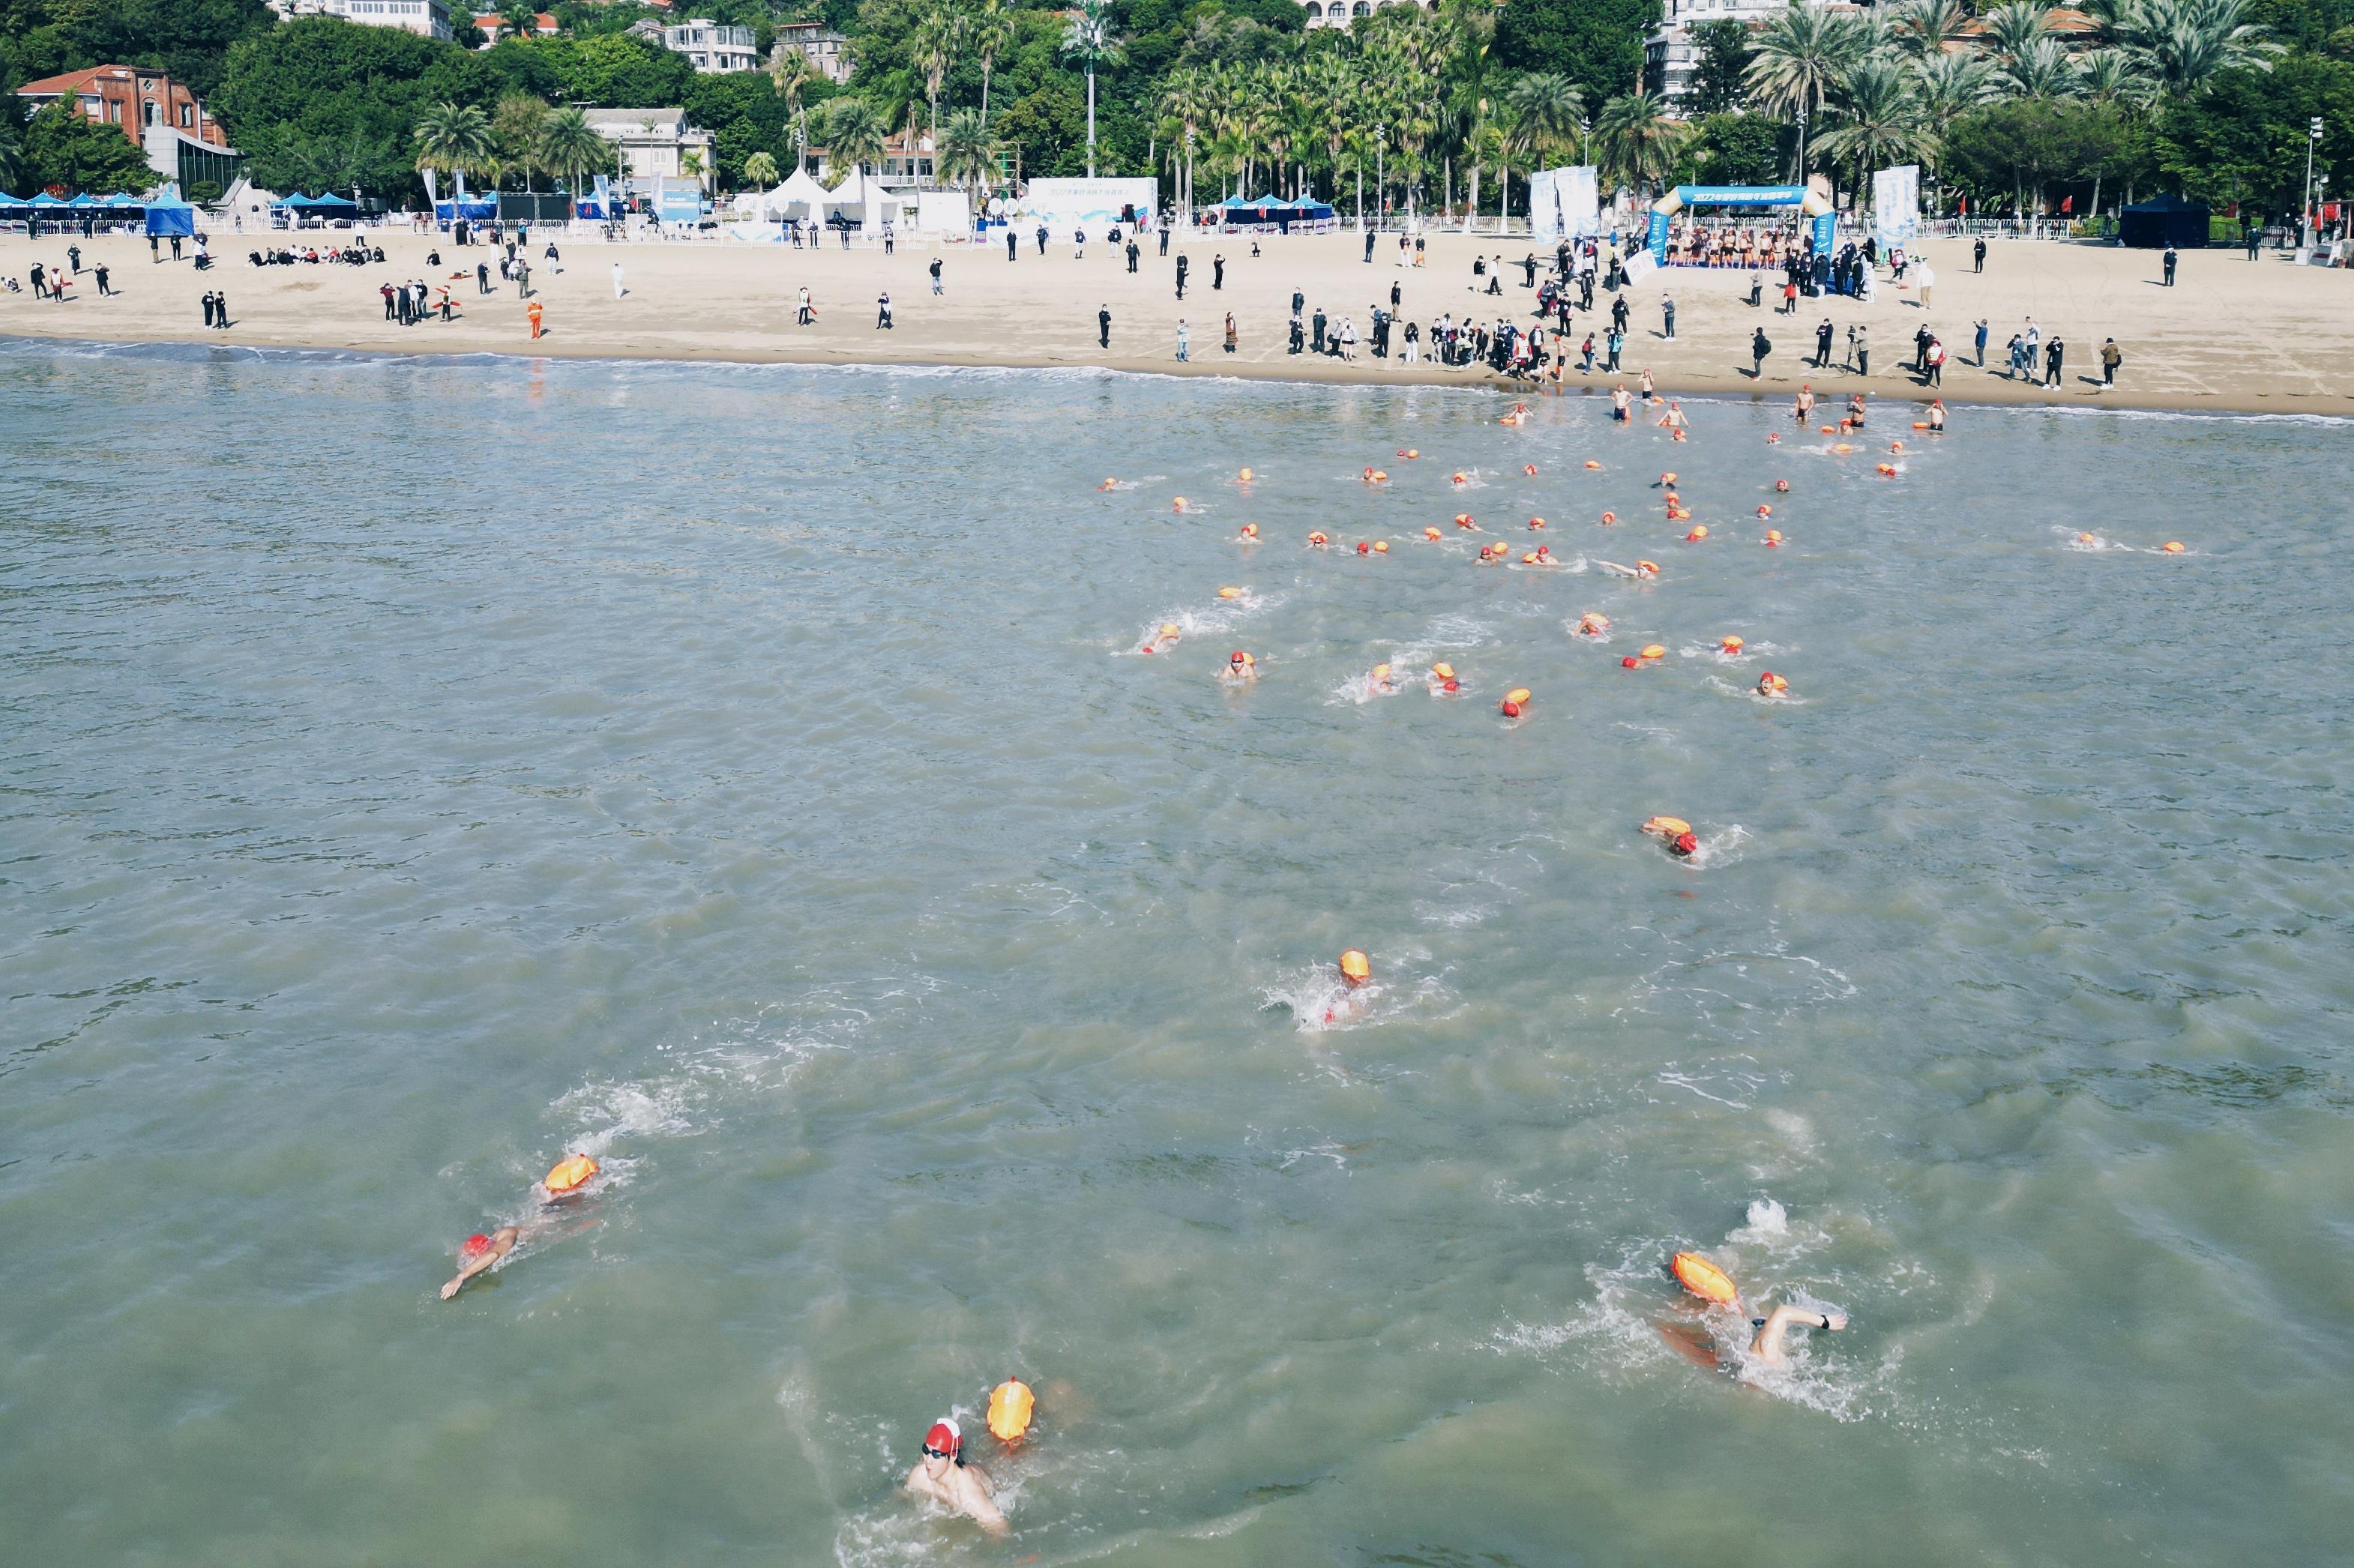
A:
[
  {"left": 307, "top": 191, "right": 358, "bottom": 210},
  {"left": 30, "top": 193, "right": 68, "bottom": 208},
  {"left": 104, "top": 193, "right": 144, "bottom": 210},
  {"left": 143, "top": 192, "right": 197, "bottom": 238},
  {"left": 1216, "top": 193, "right": 1335, "bottom": 231},
  {"left": 433, "top": 197, "right": 497, "bottom": 222}
]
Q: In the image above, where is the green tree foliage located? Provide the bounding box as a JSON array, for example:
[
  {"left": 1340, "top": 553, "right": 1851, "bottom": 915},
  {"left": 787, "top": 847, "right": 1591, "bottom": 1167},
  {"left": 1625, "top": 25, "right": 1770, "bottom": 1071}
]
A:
[
  {"left": 19, "top": 95, "right": 154, "bottom": 192},
  {"left": 2151, "top": 47, "right": 2354, "bottom": 211},
  {"left": 1684, "top": 19, "right": 1752, "bottom": 115},
  {"left": 1692, "top": 110, "right": 1786, "bottom": 184},
  {"left": 0, "top": 0, "right": 276, "bottom": 99},
  {"left": 1493, "top": 0, "right": 1661, "bottom": 111}
]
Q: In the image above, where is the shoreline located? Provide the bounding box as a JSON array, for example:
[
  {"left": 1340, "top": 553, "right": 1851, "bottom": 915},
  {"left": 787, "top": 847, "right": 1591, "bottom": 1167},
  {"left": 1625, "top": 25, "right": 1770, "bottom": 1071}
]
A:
[
  {"left": 9, "top": 325, "right": 2351, "bottom": 421},
  {"left": 5, "top": 228, "right": 2348, "bottom": 419}
]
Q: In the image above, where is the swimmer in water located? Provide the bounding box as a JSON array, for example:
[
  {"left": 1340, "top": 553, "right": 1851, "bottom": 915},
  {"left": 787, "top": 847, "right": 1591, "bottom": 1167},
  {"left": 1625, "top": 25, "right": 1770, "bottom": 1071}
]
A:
[
  {"left": 1225, "top": 651, "right": 1258, "bottom": 683},
  {"left": 903, "top": 1419, "right": 1009, "bottom": 1537},
  {"left": 440, "top": 1226, "right": 520, "bottom": 1300},
  {"left": 1427, "top": 661, "right": 1459, "bottom": 695},
  {"left": 1323, "top": 948, "right": 1373, "bottom": 1023},
  {"left": 1756, "top": 671, "right": 1788, "bottom": 697},
  {"left": 1927, "top": 398, "right": 1946, "bottom": 431},
  {"left": 1143, "top": 621, "right": 1182, "bottom": 654},
  {"left": 1367, "top": 662, "right": 1396, "bottom": 693},
  {"left": 1794, "top": 385, "right": 1815, "bottom": 423},
  {"left": 1611, "top": 384, "right": 1631, "bottom": 422},
  {"left": 1640, "top": 815, "right": 1699, "bottom": 857},
  {"left": 1846, "top": 391, "right": 1867, "bottom": 426},
  {"left": 1748, "top": 1303, "right": 1848, "bottom": 1367},
  {"left": 1659, "top": 400, "right": 1689, "bottom": 433}
]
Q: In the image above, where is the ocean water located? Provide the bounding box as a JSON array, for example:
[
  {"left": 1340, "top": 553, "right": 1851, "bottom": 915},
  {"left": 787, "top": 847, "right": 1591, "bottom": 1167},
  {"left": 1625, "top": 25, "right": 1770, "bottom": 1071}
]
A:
[{"left": 3, "top": 339, "right": 2350, "bottom": 1566}]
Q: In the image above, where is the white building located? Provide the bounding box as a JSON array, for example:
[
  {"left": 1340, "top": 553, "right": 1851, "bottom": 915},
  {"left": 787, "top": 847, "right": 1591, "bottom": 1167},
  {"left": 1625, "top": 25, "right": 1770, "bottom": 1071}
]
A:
[
  {"left": 1647, "top": 0, "right": 1844, "bottom": 108},
  {"left": 582, "top": 106, "right": 718, "bottom": 193},
  {"left": 657, "top": 17, "right": 760, "bottom": 73},
  {"left": 268, "top": 0, "right": 453, "bottom": 40},
  {"left": 1300, "top": 0, "right": 1436, "bottom": 28},
  {"left": 772, "top": 22, "right": 851, "bottom": 85}
]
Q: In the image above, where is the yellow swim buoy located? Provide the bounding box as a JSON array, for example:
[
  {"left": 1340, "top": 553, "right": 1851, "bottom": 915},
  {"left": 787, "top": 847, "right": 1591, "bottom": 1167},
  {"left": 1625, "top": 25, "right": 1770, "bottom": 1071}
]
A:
[
  {"left": 2161, "top": 541, "right": 2185, "bottom": 553},
  {"left": 1643, "top": 815, "right": 1693, "bottom": 838},
  {"left": 1217, "top": 586, "right": 1243, "bottom": 599},
  {"left": 544, "top": 1154, "right": 598, "bottom": 1195},
  {"left": 987, "top": 1378, "right": 1035, "bottom": 1442},
  {"left": 1671, "top": 1251, "right": 1739, "bottom": 1305},
  {"left": 1640, "top": 644, "right": 1667, "bottom": 660}
]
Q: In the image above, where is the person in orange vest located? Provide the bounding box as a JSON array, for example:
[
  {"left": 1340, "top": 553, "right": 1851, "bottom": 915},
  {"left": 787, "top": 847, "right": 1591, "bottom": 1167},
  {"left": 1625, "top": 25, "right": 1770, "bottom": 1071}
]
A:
[{"left": 526, "top": 298, "right": 544, "bottom": 340}]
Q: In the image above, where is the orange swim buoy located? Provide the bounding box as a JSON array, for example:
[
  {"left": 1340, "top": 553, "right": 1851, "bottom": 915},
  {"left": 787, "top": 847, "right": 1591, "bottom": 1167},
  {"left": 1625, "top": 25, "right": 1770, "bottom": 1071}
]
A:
[
  {"left": 1339, "top": 949, "right": 1371, "bottom": 982},
  {"left": 1639, "top": 644, "right": 1667, "bottom": 661},
  {"left": 1455, "top": 513, "right": 1477, "bottom": 528},
  {"left": 1239, "top": 523, "right": 1258, "bottom": 539},
  {"left": 1520, "top": 551, "right": 1539, "bottom": 564},
  {"left": 1173, "top": 496, "right": 1189, "bottom": 511},
  {"left": 1584, "top": 459, "right": 1602, "bottom": 470},
  {"left": 1685, "top": 525, "right": 1709, "bottom": 542},
  {"left": 1757, "top": 504, "right": 1774, "bottom": 517},
  {"left": 1452, "top": 471, "right": 1469, "bottom": 485},
  {"left": 1373, "top": 540, "right": 1390, "bottom": 554},
  {"left": 545, "top": 1154, "right": 599, "bottom": 1195},
  {"left": 1642, "top": 815, "right": 1693, "bottom": 839},
  {"left": 1406, "top": 448, "right": 1420, "bottom": 459},
  {"left": 1424, "top": 525, "right": 1443, "bottom": 540},
  {"left": 987, "top": 1378, "right": 1035, "bottom": 1443},
  {"left": 1307, "top": 531, "right": 1328, "bottom": 546},
  {"left": 2161, "top": 541, "right": 2185, "bottom": 553},
  {"left": 1635, "top": 559, "right": 1661, "bottom": 576},
  {"left": 1098, "top": 477, "right": 1118, "bottom": 490},
  {"left": 1577, "top": 613, "right": 1610, "bottom": 636},
  {"left": 1875, "top": 462, "right": 1896, "bottom": 475},
  {"left": 1238, "top": 467, "right": 1254, "bottom": 482},
  {"left": 1218, "top": 585, "right": 1243, "bottom": 598},
  {"left": 1764, "top": 529, "right": 1783, "bottom": 546},
  {"left": 1499, "top": 687, "right": 1530, "bottom": 717},
  {"left": 1720, "top": 635, "right": 1745, "bottom": 653},
  {"left": 1528, "top": 516, "right": 1546, "bottom": 530},
  {"left": 1431, "top": 662, "right": 1455, "bottom": 681},
  {"left": 1911, "top": 420, "right": 1930, "bottom": 430},
  {"left": 1819, "top": 425, "right": 1836, "bottom": 435},
  {"left": 1658, "top": 472, "right": 1678, "bottom": 486},
  {"left": 1671, "top": 1251, "right": 1739, "bottom": 1306}
]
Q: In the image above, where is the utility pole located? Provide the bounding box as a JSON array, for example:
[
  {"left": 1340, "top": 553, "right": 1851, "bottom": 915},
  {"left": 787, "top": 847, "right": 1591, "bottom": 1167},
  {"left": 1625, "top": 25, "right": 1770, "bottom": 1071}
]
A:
[{"left": 2305, "top": 116, "right": 2324, "bottom": 248}]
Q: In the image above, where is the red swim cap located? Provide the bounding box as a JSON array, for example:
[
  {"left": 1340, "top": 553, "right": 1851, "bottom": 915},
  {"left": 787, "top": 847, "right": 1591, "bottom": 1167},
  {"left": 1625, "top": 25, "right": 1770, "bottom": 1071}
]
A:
[
  {"left": 1443, "top": 679, "right": 1459, "bottom": 693},
  {"left": 1356, "top": 541, "right": 1370, "bottom": 555},
  {"left": 461, "top": 1233, "right": 493, "bottom": 1258},
  {"left": 1621, "top": 656, "right": 1639, "bottom": 668},
  {"left": 923, "top": 1420, "right": 961, "bottom": 1457},
  {"left": 1673, "top": 831, "right": 1699, "bottom": 856},
  {"left": 1500, "top": 700, "right": 1522, "bottom": 717}
]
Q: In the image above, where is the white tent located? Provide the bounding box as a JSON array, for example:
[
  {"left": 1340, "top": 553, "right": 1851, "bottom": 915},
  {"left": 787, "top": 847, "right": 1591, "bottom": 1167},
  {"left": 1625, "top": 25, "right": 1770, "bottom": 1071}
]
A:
[
  {"left": 770, "top": 166, "right": 831, "bottom": 220},
  {"left": 824, "top": 169, "right": 903, "bottom": 229}
]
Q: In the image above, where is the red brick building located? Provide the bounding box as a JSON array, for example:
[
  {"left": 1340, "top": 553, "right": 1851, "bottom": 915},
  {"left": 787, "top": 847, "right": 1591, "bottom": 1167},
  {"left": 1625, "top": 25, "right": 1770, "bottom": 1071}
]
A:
[{"left": 14, "top": 65, "right": 232, "bottom": 151}]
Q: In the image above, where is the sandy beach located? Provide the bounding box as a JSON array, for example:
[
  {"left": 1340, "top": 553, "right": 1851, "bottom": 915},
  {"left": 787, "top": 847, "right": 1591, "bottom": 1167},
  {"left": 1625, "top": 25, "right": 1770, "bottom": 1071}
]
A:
[{"left": 2, "top": 224, "right": 2348, "bottom": 414}]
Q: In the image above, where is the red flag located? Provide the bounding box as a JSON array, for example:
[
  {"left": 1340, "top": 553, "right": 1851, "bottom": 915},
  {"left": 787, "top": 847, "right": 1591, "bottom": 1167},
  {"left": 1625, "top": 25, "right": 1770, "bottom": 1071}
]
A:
[{"left": 2061, "top": 195, "right": 2074, "bottom": 214}]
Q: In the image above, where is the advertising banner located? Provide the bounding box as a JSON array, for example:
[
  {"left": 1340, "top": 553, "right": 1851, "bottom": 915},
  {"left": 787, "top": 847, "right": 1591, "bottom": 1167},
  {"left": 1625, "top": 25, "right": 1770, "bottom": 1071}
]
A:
[
  {"left": 1872, "top": 164, "right": 1919, "bottom": 250},
  {"left": 1023, "top": 178, "right": 1158, "bottom": 231}
]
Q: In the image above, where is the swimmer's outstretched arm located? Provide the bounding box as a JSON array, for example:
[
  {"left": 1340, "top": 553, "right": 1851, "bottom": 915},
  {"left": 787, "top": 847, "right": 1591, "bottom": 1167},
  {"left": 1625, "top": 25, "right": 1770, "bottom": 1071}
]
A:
[
  {"left": 962, "top": 1471, "right": 1010, "bottom": 1536},
  {"left": 439, "top": 1226, "right": 519, "bottom": 1301},
  {"left": 1748, "top": 1302, "right": 1846, "bottom": 1366}
]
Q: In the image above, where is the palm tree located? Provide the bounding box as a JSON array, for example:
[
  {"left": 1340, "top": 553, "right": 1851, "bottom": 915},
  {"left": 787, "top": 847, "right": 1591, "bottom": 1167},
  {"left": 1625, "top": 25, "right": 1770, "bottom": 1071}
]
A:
[
  {"left": 1060, "top": 0, "right": 1122, "bottom": 178},
  {"left": 969, "top": 0, "right": 1014, "bottom": 124},
  {"left": 1815, "top": 58, "right": 1936, "bottom": 193},
  {"left": 742, "top": 150, "right": 779, "bottom": 197},
  {"left": 2072, "top": 47, "right": 2149, "bottom": 105},
  {"left": 2103, "top": 0, "right": 2283, "bottom": 100},
  {"left": 1745, "top": 1, "right": 1869, "bottom": 174},
  {"left": 1158, "top": 66, "right": 1211, "bottom": 217},
  {"left": 496, "top": 0, "right": 538, "bottom": 42},
  {"left": 936, "top": 106, "right": 999, "bottom": 200},
  {"left": 910, "top": 0, "right": 961, "bottom": 142},
  {"left": 1981, "top": 1, "right": 2056, "bottom": 65},
  {"left": 412, "top": 100, "right": 496, "bottom": 201},
  {"left": 819, "top": 97, "right": 888, "bottom": 180},
  {"left": 1594, "top": 90, "right": 1691, "bottom": 205},
  {"left": 2001, "top": 36, "right": 2083, "bottom": 98},
  {"left": 1505, "top": 73, "right": 1586, "bottom": 169},
  {"left": 1913, "top": 50, "right": 1999, "bottom": 121},
  {"left": 769, "top": 46, "right": 817, "bottom": 172},
  {"left": 1888, "top": 0, "right": 1966, "bottom": 59},
  {"left": 538, "top": 105, "right": 606, "bottom": 196},
  {"left": 493, "top": 91, "right": 550, "bottom": 191}
]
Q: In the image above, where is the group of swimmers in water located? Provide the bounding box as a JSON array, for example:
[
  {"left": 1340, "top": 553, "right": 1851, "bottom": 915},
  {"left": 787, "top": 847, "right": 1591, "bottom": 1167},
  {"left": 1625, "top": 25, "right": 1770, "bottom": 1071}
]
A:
[{"left": 435, "top": 391, "right": 1925, "bottom": 1537}]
